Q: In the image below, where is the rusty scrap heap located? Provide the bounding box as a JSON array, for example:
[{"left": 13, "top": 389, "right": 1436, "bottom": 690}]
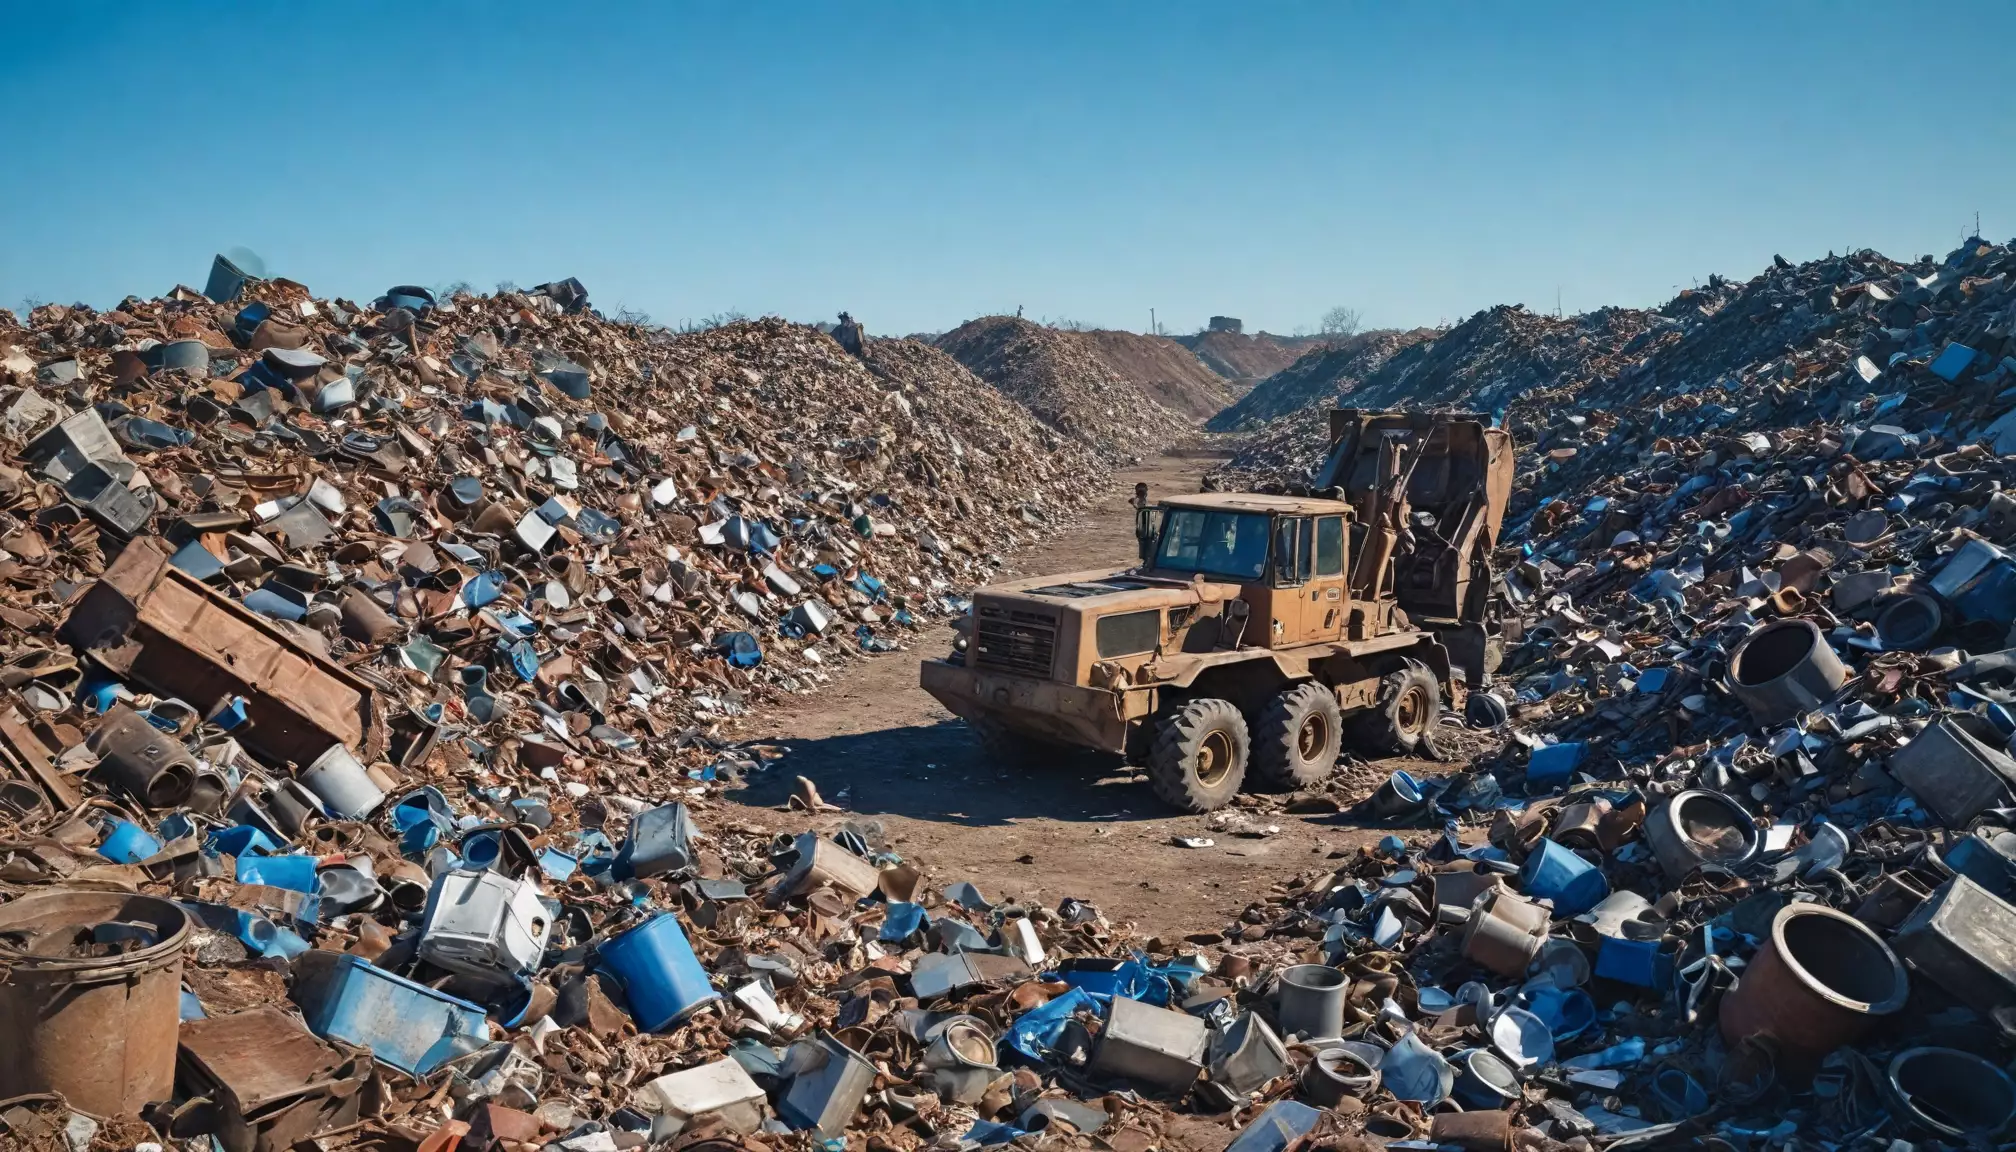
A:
[
  {"left": 935, "top": 318, "right": 1199, "bottom": 463},
  {"left": 1198, "top": 236, "right": 2016, "bottom": 1149}
]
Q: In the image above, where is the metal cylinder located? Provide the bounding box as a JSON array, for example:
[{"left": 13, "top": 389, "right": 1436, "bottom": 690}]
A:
[
  {"left": 1885, "top": 1047, "right": 2016, "bottom": 1140},
  {"left": 1644, "top": 790, "right": 1759, "bottom": 880},
  {"left": 1718, "top": 903, "right": 1906, "bottom": 1066},
  {"left": 1875, "top": 593, "right": 1944, "bottom": 651},
  {"left": 1276, "top": 964, "right": 1348, "bottom": 1040},
  {"left": 1300, "top": 1046, "right": 1379, "bottom": 1106},
  {"left": 1428, "top": 1107, "right": 1512, "bottom": 1151},
  {"left": 1453, "top": 1048, "right": 1520, "bottom": 1108},
  {"left": 1726, "top": 619, "right": 1848, "bottom": 726},
  {"left": 0, "top": 889, "right": 190, "bottom": 1115},
  {"left": 1461, "top": 889, "right": 1549, "bottom": 976},
  {"left": 301, "top": 744, "right": 387, "bottom": 819}
]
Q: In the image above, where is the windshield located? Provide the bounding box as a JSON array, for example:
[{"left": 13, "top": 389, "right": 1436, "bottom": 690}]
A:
[{"left": 1155, "top": 509, "right": 1270, "bottom": 580}]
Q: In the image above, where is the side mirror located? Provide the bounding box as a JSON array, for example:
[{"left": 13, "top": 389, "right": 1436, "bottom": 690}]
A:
[{"left": 1133, "top": 484, "right": 1160, "bottom": 565}]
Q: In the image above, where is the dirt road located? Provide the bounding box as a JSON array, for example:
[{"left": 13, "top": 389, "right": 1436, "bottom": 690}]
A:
[{"left": 718, "top": 451, "right": 1441, "bottom": 940}]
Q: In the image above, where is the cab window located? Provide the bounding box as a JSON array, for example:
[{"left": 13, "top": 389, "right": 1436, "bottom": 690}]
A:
[
  {"left": 1315, "top": 516, "right": 1344, "bottom": 576},
  {"left": 1272, "top": 517, "right": 1310, "bottom": 586}
]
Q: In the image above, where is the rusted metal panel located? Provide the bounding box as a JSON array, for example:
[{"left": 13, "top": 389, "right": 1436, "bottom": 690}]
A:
[
  {"left": 177, "top": 1005, "right": 371, "bottom": 1151},
  {"left": 60, "top": 536, "right": 377, "bottom": 765}
]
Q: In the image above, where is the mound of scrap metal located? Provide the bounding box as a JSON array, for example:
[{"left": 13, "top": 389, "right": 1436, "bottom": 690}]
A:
[{"left": 936, "top": 317, "right": 1201, "bottom": 463}]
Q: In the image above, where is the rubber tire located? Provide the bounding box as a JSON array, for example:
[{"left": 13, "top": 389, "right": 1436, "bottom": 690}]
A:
[
  {"left": 1252, "top": 682, "right": 1344, "bottom": 789},
  {"left": 1148, "top": 698, "right": 1250, "bottom": 813},
  {"left": 1355, "top": 662, "right": 1442, "bottom": 754}
]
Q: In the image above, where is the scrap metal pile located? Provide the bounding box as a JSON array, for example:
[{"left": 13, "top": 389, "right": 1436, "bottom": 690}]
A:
[
  {"left": 1206, "top": 331, "right": 1435, "bottom": 434},
  {"left": 935, "top": 318, "right": 1200, "bottom": 462},
  {"left": 1194, "top": 235, "right": 2016, "bottom": 1148}
]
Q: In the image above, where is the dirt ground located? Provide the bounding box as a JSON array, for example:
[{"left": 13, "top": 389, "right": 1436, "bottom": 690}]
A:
[{"left": 718, "top": 450, "right": 1466, "bottom": 941}]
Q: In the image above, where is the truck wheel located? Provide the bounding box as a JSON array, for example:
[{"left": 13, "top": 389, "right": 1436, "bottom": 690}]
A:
[
  {"left": 1356, "top": 662, "right": 1441, "bottom": 754},
  {"left": 1253, "top": 683, "right": 1343, "bottom": 788},
  {"left": 1148, "top": 699, "right": 1249, "bottom": 812}
]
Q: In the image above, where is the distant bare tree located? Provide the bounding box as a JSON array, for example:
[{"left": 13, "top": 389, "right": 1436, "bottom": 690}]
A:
[
  {"left": 612, "top": 305, "right": 653, "bottom": 326},
  {"left": 1045, "top": 316, "right": 1094, "bottom": 332},
  {"left": 1319, "top": 306, "right": 1362, "bottom": 337},
  {"left": 437, "top": 280, "right": 474, "bottom": 299},
  {"left": 676, "top": 311, "right": 748, "bottom": 333},
  {"left": 494, "top": 280, "right": 519, "bottom": 294}
]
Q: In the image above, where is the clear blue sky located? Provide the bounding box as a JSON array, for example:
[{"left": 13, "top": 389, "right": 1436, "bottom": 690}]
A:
[{"left": 4, "top": 3, "right": 2011, "bottom": 337}]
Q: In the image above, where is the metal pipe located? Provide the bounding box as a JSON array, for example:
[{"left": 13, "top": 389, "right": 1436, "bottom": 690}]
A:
[{"left": 1726, "top": 619, "right": 1847, "bottom": 726}]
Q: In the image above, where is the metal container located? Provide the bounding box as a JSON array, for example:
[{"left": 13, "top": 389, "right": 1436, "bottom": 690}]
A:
[
  {"left": 1275, "top": 964, "right": 1348, "bottom": 1040},
  {"left": 1717, "top": 903, "right": 1907, "bottom": 1066},
  {"left": 1207, "top": 1010, "right": 1287, "bottom": 1095},
  {"left": 0, "top": 889, "right": 191, "bottom": 1115},
  {"left": 1943, "top": 829, "right": 2016, "bottom": 903},
  {"left": 1884, "top": 1047, "right": 2016, "bottom": 1141},
  {"left": 1453, "top": 1048, "right": 1520, "bottom": 1108},
  {"left": 1875, "top": 593, "right": 1945, "bottom": 650},
  {"left": 921, "top": 1015, "right": 999, "bottom": 1104},
  {"left": 782, "top": 832, "right": 881, "bottom": 901},
  {"left": 1430, "top": 1108, "right": 1513, "bottom": 1152},
  {"left": 1726, "top": 618, "right": 1848, "bottom": 726},
  {"left": 1462, "top": 889, "right": 1549, "bottom": 976},
  {"left": 1892, "top": 875, "right": 2016, "bottom": 1012},
  {"left": 777, "top": 1032, "right": 876, "bottom": 1138},
  {"left": 1299, "top": 1047, "right": 1378, "bottom": 1106},
  {"left": 1887, "top": 715, "right": 2016, "bottom": 828},
  {"left": 300, "top": 743, "right": 386, "bottom": 819},
  {"left": 1644, "top": 790, "right": 1759, "bottom": 880},
  {"left": 291, "top": 951, "right": 489, "bottom": 1077},
  {"left": 176, "top": 1005, "right": 371, "bottom": 1152},
  {"left": 1088, "top": 995, "right": 1206, "bottom": 1092},
  {"left": 1224, "top": 1100, "right": 1323, "bottom": 1152},
  {"left": 618, "top": 802, "right": 696, "bottom": 879},
  {"left": 419, "top": 869, "right": 552, "bottom": 977}
]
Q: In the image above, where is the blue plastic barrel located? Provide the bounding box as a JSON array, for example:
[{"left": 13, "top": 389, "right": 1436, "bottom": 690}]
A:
[
  {"left": 99, "top": 819, "right": 163, "bottom": 863},
  {"left": 597, "top": 913, "right": 719, "bottom": 1032},
  {"left": 1517, "top": 838, "right": 1608, "bottom": 916}
]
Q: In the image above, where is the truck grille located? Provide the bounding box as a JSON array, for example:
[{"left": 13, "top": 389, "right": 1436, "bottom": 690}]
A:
[{"left": 974, "top": 603, "right": 1059, "bottom": 676}]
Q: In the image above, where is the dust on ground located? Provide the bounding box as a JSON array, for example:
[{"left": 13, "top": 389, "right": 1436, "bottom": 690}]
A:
[{"left": 718, "top": 449, "right": 1478, "bottom": 942}]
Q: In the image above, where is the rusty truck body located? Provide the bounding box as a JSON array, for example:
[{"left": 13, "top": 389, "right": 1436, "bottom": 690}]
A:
[{"left": 921, "top": 409, "right": 1514, "bottom": 811}]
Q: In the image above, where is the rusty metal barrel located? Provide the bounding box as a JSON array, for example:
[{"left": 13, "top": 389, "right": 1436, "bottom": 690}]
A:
[
  {"left": 0, "top": 888, "right": 191, "bottom": 1115},
  {"left": 1718, "top": 902, "right": 1905, "bottom": 1070}
]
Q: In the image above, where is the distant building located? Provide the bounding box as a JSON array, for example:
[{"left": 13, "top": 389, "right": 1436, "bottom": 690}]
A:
[{"left": 1208, "top": 316, "right": 1243, "bottom": 334}]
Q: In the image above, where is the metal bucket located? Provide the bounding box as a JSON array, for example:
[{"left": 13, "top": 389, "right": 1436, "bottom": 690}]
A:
[
  {"left": 1644, "top": 790, "right": 1758, "bottom": 880},
  {"left": 1885, "top": 1047, "right": 2016, "bottom": 1140},
  {"left": 1462, "top": 889, "right": 1549, "bottom": 976},
  {"left": 1718, "top": 903, "right": 1906, "bottom": 1068},
  {"left": 1276, "top": 964, "right": 1348, "bottom": 1040},
  {"left": 300, "top": 744, "right": 386, "bottom": 819},
  {"left": 0, "top": 888, "right": 191, "bottom": 1115},
  {"left": 1726, "top": 618, "right": 1847, "bottom": 726}
]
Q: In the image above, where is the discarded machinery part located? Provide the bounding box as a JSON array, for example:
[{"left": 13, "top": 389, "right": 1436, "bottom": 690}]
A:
[
  {"left": 175, "top": 1004, "right": 372, "bottom": 1151},
  {"left": 597, "top": 912, "right": 722, "bottom": 1032},
  {"left": 1464, "top": 690, "right": 1509, "bottom": 729},
  {"left": 87, "top": 704, "right": 196, "bottom": 808},
  {"left": 1892, "top": 875, "right": 2016, "bottom": 1012},
  {"left": 1452, "top": 1047, "right": 1521, "bottom": 1109},
  {"left": 1299, "top": 1046, "right": 1379, "bottom": 1106},
  {"left": 0, "top": 888, "right": 191, "bottom": 1115},
  {"left": 1717, "top": 903, "right": 1907, "bottom": 1065},
  {"left": 1875, "top": 593, "right": 1945, "bottom": 651},
  {"left": 300, "top": 743, "right": 387, "bottom": 820},
  {"left": 1886, "top": 714, "right": 2016, "bottom": 828},
  {"left": 1883, "top": 1047, "right": 2016, "bottom": 1140},
  {"left": 1462, "top": 889, "right": 1549, "bottom": 977},
  {"left": 1726, "top": 618, "right": 1848, "bottom": 726},
  {"left": 1428, "top": 1108, "right": 1513, "bottom": 1152},
  {"left": 1275, "top": 964, "right": 1348, "bottom": 1041},
  {"left": 1644, "top": 790, "right": 1760, "bottom": 880}
]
